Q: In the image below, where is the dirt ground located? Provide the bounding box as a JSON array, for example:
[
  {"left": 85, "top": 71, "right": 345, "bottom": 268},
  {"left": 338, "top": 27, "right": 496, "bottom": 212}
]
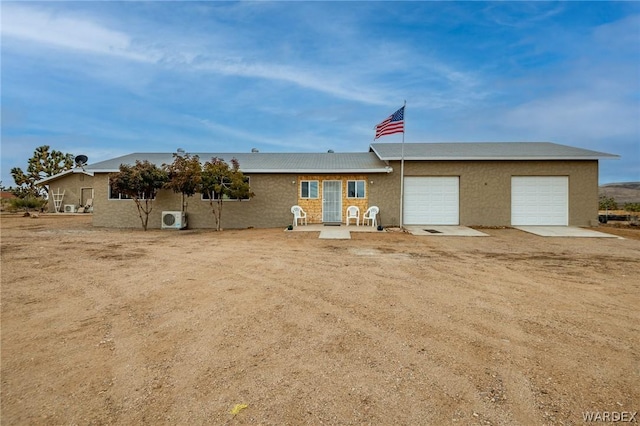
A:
[{"left": 1, "top": 214, "right": 639, "bottom": 425}]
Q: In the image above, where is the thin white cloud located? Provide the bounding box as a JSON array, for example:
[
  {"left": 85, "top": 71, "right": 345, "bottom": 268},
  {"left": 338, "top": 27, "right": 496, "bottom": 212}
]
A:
[
  {"left": 191, "top": 59, "right": 389, "bottom": 106},
  {"left": 500, "top": 13, "right": 640, "bottom": 144},
  {"left": 188, "top": 115, "right": 320, "bottom": 151},
  {"left": 482, "top": 2, "right": 566, "bottom": 28},
  {"left": 1, "top": 3, "right": 482, "bottom": 108},
  {"left": 1, "top": 4, "right": 158, "bottom": 62},
  {"left": 504, "top": 95, "right": 638, "bottom": 140},
  {"left": 0, "top": 4, "right": 391, "bottom": 105}
]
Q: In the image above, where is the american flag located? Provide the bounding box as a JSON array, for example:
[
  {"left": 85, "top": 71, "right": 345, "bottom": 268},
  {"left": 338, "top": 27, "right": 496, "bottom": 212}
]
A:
[{"left": 375, "top": 106, "right": 404, "bottom": 139}]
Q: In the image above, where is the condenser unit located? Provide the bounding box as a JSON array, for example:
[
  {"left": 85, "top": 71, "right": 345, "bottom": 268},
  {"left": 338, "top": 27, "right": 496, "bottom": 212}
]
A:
[
  {"left": 64, "top": 204, "right": 76, "bottom": 213},
  {"left": 161, "top": 211, "right": 187, "bottom": 229}
]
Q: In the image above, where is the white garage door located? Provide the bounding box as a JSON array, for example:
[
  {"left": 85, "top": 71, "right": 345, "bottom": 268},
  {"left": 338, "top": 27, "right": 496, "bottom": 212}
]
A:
[
  {"left": 404, "top": 177, "right": 459, "bottom": 225},
  {"left": 512, "top": 176, "right": 568, "bottom": 225}
]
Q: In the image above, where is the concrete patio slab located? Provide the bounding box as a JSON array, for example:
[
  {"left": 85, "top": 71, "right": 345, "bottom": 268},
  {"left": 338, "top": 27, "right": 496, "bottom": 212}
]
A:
[
  {"left": 318, "top": 228, "right": 351, "bottom": 239},
  {"left": 404, "top": 226, "right": 490, "bottom": 237},
  {"left": 515, "top": 226, "right": 623, "bottom": 238},
  {"left": 287, "top": 224, "right": 383, "bottom": 238}
]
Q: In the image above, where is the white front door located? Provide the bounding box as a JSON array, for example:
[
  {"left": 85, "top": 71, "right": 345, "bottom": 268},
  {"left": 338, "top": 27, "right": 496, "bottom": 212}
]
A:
[{"left": 322, "top": 181, "right": 342, "bottom": 222}]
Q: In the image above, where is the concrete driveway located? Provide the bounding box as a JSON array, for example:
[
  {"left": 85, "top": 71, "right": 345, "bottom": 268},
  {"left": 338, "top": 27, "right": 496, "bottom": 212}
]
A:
[{"left": 515, "top": 226, "right": 623, "bottom": 238}]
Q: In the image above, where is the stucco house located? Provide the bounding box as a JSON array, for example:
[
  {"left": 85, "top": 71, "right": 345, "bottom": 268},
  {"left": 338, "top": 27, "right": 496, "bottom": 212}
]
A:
[{"left": 37, "top": 142, "right": 618, "bottom": 229}]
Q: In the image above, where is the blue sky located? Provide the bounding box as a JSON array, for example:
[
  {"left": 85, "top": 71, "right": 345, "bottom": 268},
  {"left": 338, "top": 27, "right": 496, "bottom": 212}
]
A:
[{"left": 2, "top": 1, "right": 639, "bottom": 186}]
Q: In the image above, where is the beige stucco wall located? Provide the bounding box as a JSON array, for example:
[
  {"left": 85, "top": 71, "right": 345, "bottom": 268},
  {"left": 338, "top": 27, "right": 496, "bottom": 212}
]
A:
[
  {"left": 45, "top": 173, "right": 94, "bottom": 213},
  {"left": 369, "top": 160, "right": 599, "bottom": 227},
  {"left": 48, "top": 159, "right": 599, "bottom": 228},
  {"left": 92, "top": 173, "right": 297, "bottom": 229},
  {"left": 93, "top": 173, "right": 374, "bottom": 228}
]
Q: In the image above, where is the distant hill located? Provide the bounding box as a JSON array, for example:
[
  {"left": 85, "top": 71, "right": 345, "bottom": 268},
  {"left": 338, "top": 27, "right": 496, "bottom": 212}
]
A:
[{"left": 599, "top": 182, "right": 640, "bottom": 204}]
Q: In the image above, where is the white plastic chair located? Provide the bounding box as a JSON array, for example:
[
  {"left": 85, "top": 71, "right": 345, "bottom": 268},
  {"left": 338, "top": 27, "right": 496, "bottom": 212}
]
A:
[
  {"left": 291, "top": 205, "right": 307, "bottom": 226},
  {"left": 362, "top": 206, "right": 379, "bottom": 227},
  {"left": 346, "top": 206, "right": 360, "bottom": 226}
]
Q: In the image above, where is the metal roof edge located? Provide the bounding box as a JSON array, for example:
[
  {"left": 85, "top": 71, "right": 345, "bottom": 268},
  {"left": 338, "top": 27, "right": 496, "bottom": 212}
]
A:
[
  {"left": 369, "top": 142, "right": 620, "bottom": 160},
  {"left": 368, "top": 145, "right": 384, "bottom": 160},
  {"left": 86, "top": 169, "right": 120, "bottom": 173},
  {"left": 242, "top": 168, "right": 392, "bottom": 174},
  {"left": 36, "top": 169, "right": 95, "bottom": 185},
  {"left": 88, "top": 168, "right": 393, "bottom": 174},
  {"left": 378, "top": 156, "right": 619, "bottom": 161}
]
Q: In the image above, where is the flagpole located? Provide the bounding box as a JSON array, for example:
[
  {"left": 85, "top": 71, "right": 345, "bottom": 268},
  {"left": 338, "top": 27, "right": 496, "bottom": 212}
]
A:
[{"left": 399, "top": 100, "right": 406, "bottom": 229}]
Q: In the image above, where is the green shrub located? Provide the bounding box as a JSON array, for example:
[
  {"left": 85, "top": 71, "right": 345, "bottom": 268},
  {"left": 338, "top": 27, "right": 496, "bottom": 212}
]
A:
[
  {"left": 10, "top": 197, "right": 47, "bottom": 212},
  {"left": 624, "top": 203, "right": 640, "bottom": 212},
  {"left": 599, "top": 195, "right": 617, "bottom": 210}
]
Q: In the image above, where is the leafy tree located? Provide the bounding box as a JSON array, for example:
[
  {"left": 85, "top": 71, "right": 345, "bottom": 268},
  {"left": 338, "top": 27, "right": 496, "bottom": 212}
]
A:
[
  {"left": 10, "top": 145, "right": 74, "bottom": 197},
  {"left": 109, "top": 160, "right": 168, "bottom": 231},
  {"left": 598, "top": 195, "right": 617, "bottom": 211},
  {"left": 163, "top": 153, "right": 202, "bottom": 213},
  {"left": 9, "top": 186, "right": 36, "bottom": 199},
  {"left": 200, "top": 157, "right": 254, "bottom": 231}
]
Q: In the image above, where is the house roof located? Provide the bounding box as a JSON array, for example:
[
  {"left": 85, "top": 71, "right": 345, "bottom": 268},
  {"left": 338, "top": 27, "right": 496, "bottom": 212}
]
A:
[
  {"left": 37, "top": 142, "right": 619, "bottom": 185},
  {"left": 35, "top": 168, "right": 95, "bottom": 185},
  {"left": 370, "top": 142, "right": 620, "bottom": 161},
  {"left": 85, "top": 152, "right": 392, "bottom": 174}
]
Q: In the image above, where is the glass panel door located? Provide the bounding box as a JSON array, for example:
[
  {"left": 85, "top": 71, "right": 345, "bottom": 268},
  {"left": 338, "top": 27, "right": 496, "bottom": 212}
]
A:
[{"left": 322, "top": 180, "right": 342, "bottom": 222}]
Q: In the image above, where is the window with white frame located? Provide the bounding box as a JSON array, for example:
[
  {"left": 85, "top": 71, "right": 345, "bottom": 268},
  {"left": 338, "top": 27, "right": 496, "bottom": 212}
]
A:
[
  {"left": 347, "top": 180, "right": 366, "bottom": 198},
  {"left": 108, "top": 185, "right": 158, "bottom": 200},
  {"left": 201, "top": 177, "right": 251, "bottom": 200},
  {"left": 108, "top": 185, "right": 131, "bottom": 200},
  {"left": 300, "top": 180, "right": 318, "bottom": 199}
]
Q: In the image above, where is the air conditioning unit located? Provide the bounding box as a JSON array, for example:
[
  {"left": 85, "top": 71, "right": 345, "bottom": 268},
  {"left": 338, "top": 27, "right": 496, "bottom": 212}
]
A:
[
  {"left": 161, "top": 211, "right": 187, "bottom": 229},
  {"left": 64, "top": 204, "right": 76, "bottom": 213}
]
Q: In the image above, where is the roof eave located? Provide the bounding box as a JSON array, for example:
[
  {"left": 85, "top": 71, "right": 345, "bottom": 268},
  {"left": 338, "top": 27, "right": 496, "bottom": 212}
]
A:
[
  {"left": 87, "top": 169, "right": 120, "bottom": 173},
  {"left": 241, "top": 168, "right": 392, "bottom": 174},
  {"left": 36, "top": 169, "right": 95, "bottom": 185},
  {"left": 377, "top": 156, "right": 619, "bottom": 161},
  {"left": 89, "top": 168, "right": 393, "bottom": 174}
]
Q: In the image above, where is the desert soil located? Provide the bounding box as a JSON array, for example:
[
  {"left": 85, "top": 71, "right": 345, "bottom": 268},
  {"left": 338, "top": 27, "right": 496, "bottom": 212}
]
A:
[{"left": 1, "top": 214, "right": 639, "bottom": 425}]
